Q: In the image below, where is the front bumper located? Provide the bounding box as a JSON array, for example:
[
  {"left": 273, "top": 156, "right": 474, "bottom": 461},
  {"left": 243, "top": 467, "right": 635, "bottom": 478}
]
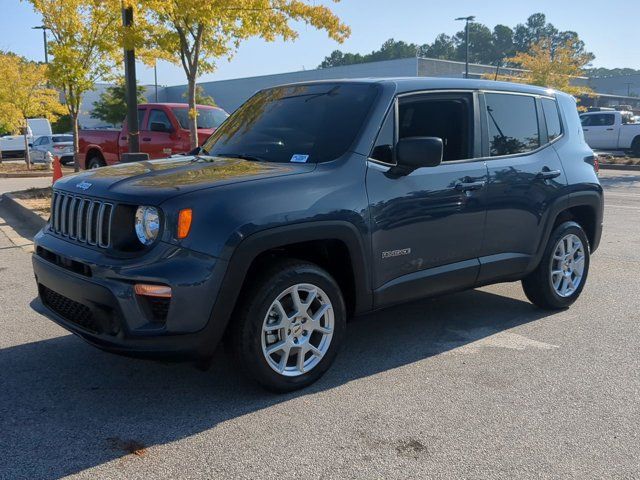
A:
[{"left": 32, "top": 230, "right": 229, "bottom": 359}]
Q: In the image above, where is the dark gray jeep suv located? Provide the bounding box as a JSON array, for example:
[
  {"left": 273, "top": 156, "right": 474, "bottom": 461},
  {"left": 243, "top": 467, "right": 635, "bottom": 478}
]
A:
[{"left": 32, "top": 78, "right": 603, "bottom": 391}]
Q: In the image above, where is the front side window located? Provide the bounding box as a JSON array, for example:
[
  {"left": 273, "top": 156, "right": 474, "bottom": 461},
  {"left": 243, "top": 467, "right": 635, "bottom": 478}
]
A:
[
  {"left": 202, "top": 83, "right": 380, "bottom": 163},
  {"left": 582, "top": 114, "right": 615, "bottom": 127},
  {"left": 541, "top": 98, "right": 562, "bottom": 142},
  {"left": 398, "top": 93, "right": 473, "bottom": 161},
  {"left": 148, "top": 109, "right": 172, "bottom": 131},
  {"left": 486, "top": 93, "right": 540, "bottom": 156}
]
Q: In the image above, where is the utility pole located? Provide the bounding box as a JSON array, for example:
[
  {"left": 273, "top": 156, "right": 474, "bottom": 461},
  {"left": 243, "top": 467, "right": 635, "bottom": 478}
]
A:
[
  {"left": 122, "top": 4, "right": 140, "bottom": 153},
  {"left": 154, "top": 62, "right": 159, "bottom": 102},
  {"left": 32, "top": 25, "right": 48, "bottom": 64},
  {"left": 455, "top": 16, "right": 475, "bottom": 79}
]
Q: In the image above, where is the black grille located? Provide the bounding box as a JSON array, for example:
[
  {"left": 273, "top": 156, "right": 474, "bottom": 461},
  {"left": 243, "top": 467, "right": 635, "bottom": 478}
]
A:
[
  {"left": 50, "top": 191, "right": 113, "bottom": 248},
  {"left": 40, "top": 285, "right": 99, "bottom": 333}
]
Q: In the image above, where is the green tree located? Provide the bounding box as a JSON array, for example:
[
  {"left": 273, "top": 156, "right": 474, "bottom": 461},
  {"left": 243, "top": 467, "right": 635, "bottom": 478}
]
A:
[
  {"left": 0, "top": 52, "right": 64, "bottom": 167},
  {"left": 183, "top": 85, "right": 217, "bottom": 107},
  {"left": 25, "top": 0, "right": 122, "bottom": 171},
  {"left": 140, "top": 0, "right": 350, "bottom": 149},
  {"left": 91, "top": 80, "right": 147, "bottom": 126}
]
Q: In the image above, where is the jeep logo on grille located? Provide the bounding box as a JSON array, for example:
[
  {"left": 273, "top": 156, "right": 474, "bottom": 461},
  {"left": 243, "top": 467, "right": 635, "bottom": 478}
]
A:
[{"left": 76, "top": 181, "right": 92, "bottom": 191}]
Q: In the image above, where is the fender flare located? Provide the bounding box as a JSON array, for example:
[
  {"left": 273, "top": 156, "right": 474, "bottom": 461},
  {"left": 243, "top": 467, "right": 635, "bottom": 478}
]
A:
[
  {"left": 197, "top": 221, "right": 373, "bottom": 357},
  {"left": 528, "top": 189, "right": 603, "bottom": 271}
]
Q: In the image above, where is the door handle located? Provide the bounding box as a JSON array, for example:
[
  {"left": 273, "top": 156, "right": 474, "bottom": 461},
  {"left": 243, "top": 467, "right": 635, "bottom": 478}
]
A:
[
  {"left": 455, "top": 180, "right": 486, "bottom": 191},
  {"left": 535, "top": 169, "right": 561, "bottom": 180},
  {"left": 142, "top": 137, "right": 152, "bottom": 142},
  {"left": 606, "top": 128, "right": 614, "bottom": 131}
]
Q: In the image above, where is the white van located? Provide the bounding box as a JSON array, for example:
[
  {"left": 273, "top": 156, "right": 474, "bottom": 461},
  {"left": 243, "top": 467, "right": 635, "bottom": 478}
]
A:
[{"left": 0, "top": 118, "right": 53, "bottom": 158}]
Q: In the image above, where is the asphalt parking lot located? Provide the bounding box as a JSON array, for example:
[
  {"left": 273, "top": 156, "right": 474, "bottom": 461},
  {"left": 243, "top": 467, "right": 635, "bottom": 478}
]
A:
[{"left": 0, "top": 169, "right": 639, "bottom": 479}]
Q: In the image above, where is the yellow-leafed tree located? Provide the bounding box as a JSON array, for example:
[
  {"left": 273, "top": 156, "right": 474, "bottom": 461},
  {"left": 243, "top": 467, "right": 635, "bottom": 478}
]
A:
[
  {"left": 0, "top": 52, "right": 64, "bottom": 167},
  {"left": 25, "top": 0, "right": 123, "bottom": 171},
  {"left": 495, "top": 38, "right": 592, "bottom": 98},
  {"left": 141, "top": 0, "right": 350, "bottom": 149}
]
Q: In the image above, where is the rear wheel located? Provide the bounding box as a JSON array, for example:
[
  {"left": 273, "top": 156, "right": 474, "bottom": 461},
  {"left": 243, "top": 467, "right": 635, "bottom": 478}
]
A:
[
  {"left": 522, "top": 221, "right": 590, "bottom": 310},
  {"left": 86, "top": 156, "right": 105, "bottom": 169},
  {"left": 229, "top": 260, "right": 346, "bottom": 392},
  {"left": 631, "top": 136, "right": 640, "bottom": 157}
]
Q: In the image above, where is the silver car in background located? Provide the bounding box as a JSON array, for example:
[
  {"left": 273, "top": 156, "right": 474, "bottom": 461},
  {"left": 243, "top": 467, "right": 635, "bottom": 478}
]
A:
[{"left": 31, "top": 135, "right": 74, "bottom": 165}]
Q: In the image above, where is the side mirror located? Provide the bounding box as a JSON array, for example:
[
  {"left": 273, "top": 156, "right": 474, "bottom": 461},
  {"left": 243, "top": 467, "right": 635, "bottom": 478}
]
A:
[
  {"left": 396, "top": 137, "right": 443, "bottom": 171},
  {"left": 150, "top": 122, "right": 172, "bottom": 133}
]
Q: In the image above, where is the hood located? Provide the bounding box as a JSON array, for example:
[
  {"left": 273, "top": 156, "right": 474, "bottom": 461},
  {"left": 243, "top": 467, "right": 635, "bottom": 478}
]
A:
[{"left": 53, "top": 156, "right": 316, "bottom": 204}]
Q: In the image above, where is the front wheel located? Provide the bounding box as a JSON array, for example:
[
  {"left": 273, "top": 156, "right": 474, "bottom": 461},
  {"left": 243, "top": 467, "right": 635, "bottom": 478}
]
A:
[
  {"left": 522, "top": 221, "right": 590, "bottom": 310},
  {"left": 229, "top": 260, "right": 346, "bottom": 392}
]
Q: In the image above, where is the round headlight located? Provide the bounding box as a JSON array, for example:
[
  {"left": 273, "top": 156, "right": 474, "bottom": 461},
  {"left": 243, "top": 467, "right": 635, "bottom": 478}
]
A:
[{"left": 135, "top": 206, "right": 160, "bottom": 245}]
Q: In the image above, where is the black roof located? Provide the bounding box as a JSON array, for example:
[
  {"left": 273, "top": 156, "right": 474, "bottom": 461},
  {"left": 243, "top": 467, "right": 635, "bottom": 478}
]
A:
[{"left": 276, "top": 77, "right": 562, "bottom": 98}]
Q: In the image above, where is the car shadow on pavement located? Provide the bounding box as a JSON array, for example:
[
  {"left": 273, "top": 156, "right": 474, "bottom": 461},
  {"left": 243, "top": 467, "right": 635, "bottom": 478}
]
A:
[{"left": 1, "top": 288, "right": 552, "bottom": 479}]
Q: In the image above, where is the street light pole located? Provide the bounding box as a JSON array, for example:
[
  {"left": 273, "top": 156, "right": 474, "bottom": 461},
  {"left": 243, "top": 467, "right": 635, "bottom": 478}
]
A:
[
  {"left": 32, "top": 25, "right": 48, "bottom": 64},
  {"left": 122, "top": 4, "right": 140, "bottom": 154},
  {"left": 455, "top": 16, "right": 475, "bottom": 79}
]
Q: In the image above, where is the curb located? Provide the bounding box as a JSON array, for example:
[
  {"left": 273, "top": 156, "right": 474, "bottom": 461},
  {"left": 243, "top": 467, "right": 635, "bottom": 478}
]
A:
[
  {"left": 0, "top": 172, "right": 53, "bottom": 178},
  {"left": 599, "top": 163, "right": 640, "bottom": 172},
  {"left": 0, "top": 193, "right": 47, "bottom": 231}
]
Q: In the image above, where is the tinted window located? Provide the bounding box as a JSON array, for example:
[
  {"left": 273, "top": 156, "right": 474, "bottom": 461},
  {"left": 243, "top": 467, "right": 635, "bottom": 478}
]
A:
[
  {"left": 399, "top": 95, "right": 473, "bottom": 161},
  {"left": 202, "top": 83, "right": 380, "bottom": 163},
  {"left": 148, "top": 109, "right": 172, "bottom": 131},
  {"left": 52, "top": 135, "right": 72, "bottom": 143},
  {"left": 541, "top": 98, "right": 562, "bottom": 142},
  {"left": 370, "top": 109, "right": 394, "bottom": 164},
  {"left": 173, "top": 108, "right": 229, "bottom": 130},
  {"left": 582, "top": 114, "right": 614, "bottom": 127},
  {"left": 486, "top": 93, "right": 539, "bottom": 156}
]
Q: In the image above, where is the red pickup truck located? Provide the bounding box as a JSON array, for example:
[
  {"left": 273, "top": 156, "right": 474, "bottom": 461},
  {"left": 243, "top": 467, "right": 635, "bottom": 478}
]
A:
[{"left": 78, "top": 103, "right": 229, "bottom": 169}]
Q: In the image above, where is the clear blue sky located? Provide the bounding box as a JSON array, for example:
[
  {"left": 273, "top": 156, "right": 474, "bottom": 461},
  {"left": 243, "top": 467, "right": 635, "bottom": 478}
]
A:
[{"left": 3, "top": 0, "right": 638, "bottom": 87}]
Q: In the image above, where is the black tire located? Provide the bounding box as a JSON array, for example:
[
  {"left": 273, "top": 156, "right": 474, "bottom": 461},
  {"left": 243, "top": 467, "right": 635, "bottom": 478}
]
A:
[
  {"left": 229, "top": 259, "right": 346, "bottom": 392},
  {"left": 522, "top": 221, "right": 590, "bottom": 310},
  {"left": 631, "top": 136, "right": 640, "bottom": 157},
  {"left": 86, "top": 156, "right": 105, "bottom": 169}
]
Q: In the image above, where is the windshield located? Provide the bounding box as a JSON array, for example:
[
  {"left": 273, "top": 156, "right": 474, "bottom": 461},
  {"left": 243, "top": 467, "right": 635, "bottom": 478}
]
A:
[
  {"left": 172, "top": 107, "right": 229, "bottom": 130},
  {"left": 52, "top": 135, "right": 73, "bottom": 143},
  {"left": 201, "top": 83, "right": 380, "bottom": 163}
]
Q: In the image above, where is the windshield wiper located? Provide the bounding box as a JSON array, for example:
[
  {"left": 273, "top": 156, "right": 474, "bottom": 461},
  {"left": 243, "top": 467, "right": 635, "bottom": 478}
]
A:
[{"left": 215, "top": 153, "right": 266, "bottom": 162}]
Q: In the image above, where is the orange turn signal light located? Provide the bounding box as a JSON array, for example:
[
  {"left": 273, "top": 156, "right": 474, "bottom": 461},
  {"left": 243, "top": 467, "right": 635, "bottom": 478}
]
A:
[
  {"left": 177, "top": 208, "right": 192, "bottom": 239},
  {"left": 134, "top": 284, "right": 172, "bottom": 298}
]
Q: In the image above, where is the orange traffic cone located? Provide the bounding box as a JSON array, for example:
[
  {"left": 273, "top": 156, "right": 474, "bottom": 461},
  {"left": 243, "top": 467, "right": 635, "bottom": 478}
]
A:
[{"left": 52, "top": 155, "right": 63, "bottom": 184}]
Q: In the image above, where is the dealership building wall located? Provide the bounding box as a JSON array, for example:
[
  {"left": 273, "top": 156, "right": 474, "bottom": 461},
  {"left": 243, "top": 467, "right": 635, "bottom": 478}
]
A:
[{"left": 79, "top": 57, "right": 640, "bottom": 128}]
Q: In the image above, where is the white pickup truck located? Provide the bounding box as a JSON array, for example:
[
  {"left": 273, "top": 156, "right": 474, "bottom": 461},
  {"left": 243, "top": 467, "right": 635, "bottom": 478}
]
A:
[
  {"left": 580, "top": 111, "right": 640, "bottom": 155},
  {"left": 0, "top": 118, "right": 52, "bottom": 158}
]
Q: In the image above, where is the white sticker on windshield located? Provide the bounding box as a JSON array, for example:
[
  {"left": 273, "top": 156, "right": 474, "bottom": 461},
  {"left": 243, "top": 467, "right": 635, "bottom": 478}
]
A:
[{"left": 290, "top": 154, "right": 309, "bottom": 163}]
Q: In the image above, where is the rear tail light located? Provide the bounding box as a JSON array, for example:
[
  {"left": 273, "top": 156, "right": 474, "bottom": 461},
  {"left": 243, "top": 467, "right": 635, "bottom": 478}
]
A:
[{"left": 593, "top": 156, "right": 600, "bottom": 174}]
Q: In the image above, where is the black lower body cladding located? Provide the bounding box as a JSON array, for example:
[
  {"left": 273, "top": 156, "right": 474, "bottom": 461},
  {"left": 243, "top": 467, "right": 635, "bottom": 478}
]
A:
[{"left": 32, "top": 230, "right": 228, "bottom": 359}]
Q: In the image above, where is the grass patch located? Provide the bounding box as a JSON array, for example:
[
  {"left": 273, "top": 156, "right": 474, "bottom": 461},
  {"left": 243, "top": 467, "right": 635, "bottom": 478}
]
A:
[
  {"left": 11, "top": 187, "right": 52, "bottom": 218},
  {"left": 0, "top": 162, "right": 49, "bottom": 173}
]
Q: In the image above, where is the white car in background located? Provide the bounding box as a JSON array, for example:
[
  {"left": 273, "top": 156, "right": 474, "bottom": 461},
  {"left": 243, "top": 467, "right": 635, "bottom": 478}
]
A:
[
  {"left": 30, "top": 134, "right": 75, "bottom": 165},
  {"left": 580, "top": 111, "right": 640, "bottom": 155},
  {"left": 0, "top": 118, "right": 53, "bottom": 158}
]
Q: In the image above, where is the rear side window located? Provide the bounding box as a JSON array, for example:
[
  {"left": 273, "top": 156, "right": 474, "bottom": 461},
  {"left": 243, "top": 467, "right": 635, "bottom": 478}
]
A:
[
  {"left": 485, "top": 93, "right": 540, "bottom": 156},
  {"left": 541, "top": 98, "right": 562, "bottom": 142}
]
